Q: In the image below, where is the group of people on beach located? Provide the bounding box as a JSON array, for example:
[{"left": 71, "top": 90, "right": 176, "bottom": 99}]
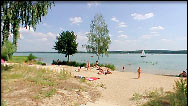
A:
[
  {"left": 75, "top": 60, "right": 112, "bottom": 75},
  {"left": 55, "top": 59, "right": 187, "bottom": 78}
]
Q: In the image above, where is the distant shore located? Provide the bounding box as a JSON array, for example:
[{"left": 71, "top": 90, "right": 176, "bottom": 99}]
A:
[{"left": 15, "top": 49, "right": 187, "bottom": 54}]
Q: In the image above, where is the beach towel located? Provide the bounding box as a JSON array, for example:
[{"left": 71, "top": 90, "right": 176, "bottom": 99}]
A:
[{"left": 86, "top": 77, "right": 100, "bottom": 81}]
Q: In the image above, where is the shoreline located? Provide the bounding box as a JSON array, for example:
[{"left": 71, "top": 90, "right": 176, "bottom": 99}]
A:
[
  {"left": 5, "top": 62, "right": 182, "bottom": 77},
  {"left": 4, "top": 63, "right": 183, "bottom": 106}
]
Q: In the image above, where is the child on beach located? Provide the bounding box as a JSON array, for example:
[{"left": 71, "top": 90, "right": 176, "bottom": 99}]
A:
[{"left": 137, "top": 67, "right": 141, "bottom": 79}]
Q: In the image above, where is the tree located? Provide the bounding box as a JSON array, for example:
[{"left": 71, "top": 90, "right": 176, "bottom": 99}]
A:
[
  {"left": 1, "top": 40, "right": 16, "bottom": 61},
  {"left": 1, "top": 1, "right": 54, "bottom": 49},
  {"left": 86, "top": 14, "right": 111, "bottom": 60},
  {"left": 54, "top": 31, "right": 78, "bottom": 62}
]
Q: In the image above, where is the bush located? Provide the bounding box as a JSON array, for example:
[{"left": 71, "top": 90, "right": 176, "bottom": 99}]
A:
[
  {"left": 142, "top": 78, "right": 187, "bottom": 106},
  {"left": 98, "top": 63, "right": 115, "bottom": 70},
  {"left": 52, "top": 60, "right": 86, "bottom": 67},
  {"left": 1, "top": 40, "right": 16, "bottom": 61},
  {"left": 27, "top": 53, "right": 37, "bottom": 61}
]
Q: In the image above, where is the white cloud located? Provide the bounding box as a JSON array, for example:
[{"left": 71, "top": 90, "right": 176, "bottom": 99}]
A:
[
  {"left": 19, "top": 27, "right": 34, "bottom": 32},
  {"left": 150, "top": 32, "right": 159, "bottom": 34},
  {"left": 69, "top": 17, "right": 83, "bottom": 25},
  {"left": 76, "top": 32, "right": 88, "bottom": 42},
  {"left": 119, "top": 22, "right": 127, "bottom": 28},
  {"left": 87, "top": 1, "right": 100, "bottom": 8},
  {"left": 131, "top": 12, "right": 154, "bottom": 20},
  {"left": 118, "top": 34, "right": 128, "bottom": 39},
  {"left": 19, "top": 27, "right": 58, "bottom": 40},
  {"left": 111, "top": 17, "right": 119, "bottom": 22},
  {"left": 150, "top": 26, "right": 164, "bottom": 30},
  {"left": 37, "top": 38, "right": 48, "bottom": 41},
  {"left": 118, "top": 30, "right": 124, "bottom": 33},
  {"left": 85, "top": 32, "right": 90, "bottom": 35},
  {"left": 142, "top": 34, "right": 153, "bottom": 39}
]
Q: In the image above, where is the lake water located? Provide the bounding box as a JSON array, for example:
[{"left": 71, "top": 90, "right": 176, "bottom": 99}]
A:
[{"left": 13, "top": 53, "right": 187, "bottom": 75}]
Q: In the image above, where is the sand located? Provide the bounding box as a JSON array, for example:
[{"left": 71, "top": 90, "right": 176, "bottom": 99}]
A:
[{"left": 5, "top": 63, "right": 181, "bottom": 106}]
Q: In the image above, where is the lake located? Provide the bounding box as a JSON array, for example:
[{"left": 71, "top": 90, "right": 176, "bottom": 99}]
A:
[{"left": 13, "top": 53, "right": 187, "bottom": 75}]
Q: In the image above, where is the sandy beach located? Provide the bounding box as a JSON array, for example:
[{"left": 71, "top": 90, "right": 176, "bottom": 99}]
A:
[{"left": 26, "top": 64, "right": 180, "bottom": 106}]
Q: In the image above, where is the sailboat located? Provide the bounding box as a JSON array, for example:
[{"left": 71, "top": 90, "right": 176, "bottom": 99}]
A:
[{"left": 141, "top": 50, "right": 146, "bottom": 57}]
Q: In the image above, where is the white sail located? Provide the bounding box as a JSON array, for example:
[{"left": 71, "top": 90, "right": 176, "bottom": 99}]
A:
[
  {"left": 141, "top": 50, "right": 146, "bottom": 57},
  {"left": 142, "top": 50, "right": 145, "bottom": 55}
]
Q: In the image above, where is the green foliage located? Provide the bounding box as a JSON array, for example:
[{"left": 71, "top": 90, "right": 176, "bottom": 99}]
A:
[
  {"left": 1, "top": 100, "right": 7, "bottom": 106},
  {"left": 132, "top": 93, "right": 143, "bottom": 101},
  {"left": 86, "top": 13, "right": 111, "bottom": 60},
  {"left": 98, "top": 63, "right": 115, "bottom": 70},
  {"left": 54, "top": 31, "right": 78, "bottom": 62},
  {"left": 52, "top": 60, "right": 86, "bottom": 67},
  {"left": 1, "top": 40, "right": 16, "bottom": 61},
  {"left": 26, "top": 53, "right": 37, "bottom": 61},
  {"left": 1, "top": 1, "right": 54, "bottom": 48},
  {"left": 8, "top": 56, "right": 28, "bottom": 63},
  {"left": 58, "top": 70, "right": 72, "bottom": 80},
  {"left": 138, "top": 78, "right": 187, "bottom": 106}
]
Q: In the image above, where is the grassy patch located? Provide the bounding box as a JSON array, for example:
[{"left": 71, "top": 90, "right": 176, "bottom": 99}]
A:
[
  {"left": 131, "top": 78, "right": 187, "bottom": 106},
  {"left": 1, "top": 100, "right": 7, "bottom": 106},
  {"left": 1, "top": 64, "right": 13, "bottom": 71},
  {"left": 132, "top": 93, "right": 143, "bottom": 101},
  {"left": 98, "top": 64, "right": 115, "bottom": 71},
  {"left": 8, "top": 56, "right": 28, "bottom": 63},
  {"left": 40, "top": 88, "right": 57, "bottom": 98},
  {"left": 1, "top": 64, "right": 101, "bottom": 105}
]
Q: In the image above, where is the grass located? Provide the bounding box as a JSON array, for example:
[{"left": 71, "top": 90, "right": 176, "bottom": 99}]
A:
[
  {"left": 131, "top": 78, "right": 187, "bottom": 106},
  {"left": 1, "top": 100, "right": 7, "bottom": 106},
  {"left": 98, "top": 63, "right": 116, "bottom": 71},
  {"left": 7, "top": 56, "right": 46, "bottom": 65},
  {"left": 8, "top": 56, "right": 28, "bottom": 63},
  {"left": 1, "top": 64, "right": 101, "bottom": 105}
]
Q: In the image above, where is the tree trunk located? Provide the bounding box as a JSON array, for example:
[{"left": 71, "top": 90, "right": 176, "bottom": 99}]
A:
[{"left": 68, "top": 55, "right": 70, "bottom": 62}]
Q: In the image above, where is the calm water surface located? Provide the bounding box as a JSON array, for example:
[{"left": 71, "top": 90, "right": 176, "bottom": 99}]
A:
[{"left": 13, "top": 53, "right": 187, "bottom": 75}]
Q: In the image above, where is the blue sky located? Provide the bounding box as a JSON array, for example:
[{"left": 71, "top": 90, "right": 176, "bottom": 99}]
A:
[{"left": 15, "top": 1, "right": 187, "bottom": 52}]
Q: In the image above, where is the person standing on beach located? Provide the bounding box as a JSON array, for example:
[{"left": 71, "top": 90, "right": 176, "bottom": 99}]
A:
[
  {"left": 87, "top": 61, "right": 90, "bottom": 70},
  {"left": 57, "top": 59, "right": 59, "bottom": 65},
  {"left": 123, "top": 66, "right": 125, "bottom": 71},
  {"left": 137, "top": 67, "right": 141, "bottom": 79}
]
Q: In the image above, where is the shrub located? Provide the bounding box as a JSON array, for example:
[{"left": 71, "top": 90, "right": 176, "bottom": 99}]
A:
[
  {"left": 27, "top": 53, "right": 37, "bottom": 61},
  {"left": 98, "top": 63, "right": 115, "bottom": 70},
  {"left": 51, "top": 60, "right": 86, "bottom": 67},
  {"left": 142, "top": 78, "right": 187, "bottom": 106},
  {"left": 1, "top": 40, "right": 16, "bottom": 61}
]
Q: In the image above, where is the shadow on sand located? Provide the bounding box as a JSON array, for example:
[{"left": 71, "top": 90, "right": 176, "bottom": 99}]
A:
[{"left": 131, "top": 78, "right": 139, "bottom": 79}]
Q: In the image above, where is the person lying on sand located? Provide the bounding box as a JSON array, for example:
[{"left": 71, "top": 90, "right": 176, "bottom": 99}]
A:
[
  {"left": 178, "top": 71, "right": 187, "bottom": 77},
  {"left": 97, "top": 67, "right": 105, "bottom": 75},
  {"left": 105, "top": 69, "right": 112, "bottom": 75}
]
